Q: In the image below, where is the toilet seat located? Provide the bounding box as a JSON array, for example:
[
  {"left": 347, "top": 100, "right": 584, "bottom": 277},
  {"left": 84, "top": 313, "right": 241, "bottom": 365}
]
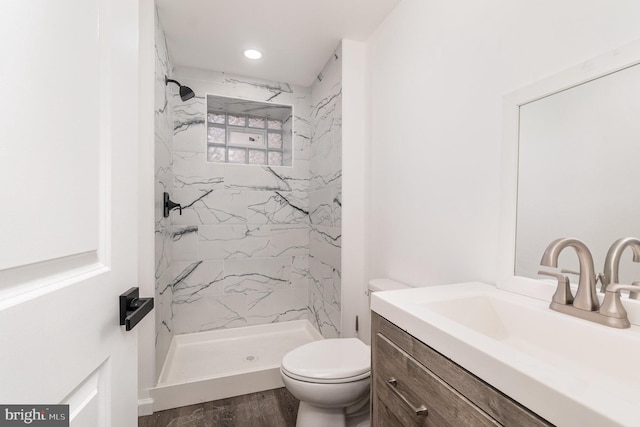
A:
[
  {"left": 281, "top": 338, "right": 370, "bottom": 384},
  {"left": 281, "top": 367, "right": 370, "bottom": 384}
]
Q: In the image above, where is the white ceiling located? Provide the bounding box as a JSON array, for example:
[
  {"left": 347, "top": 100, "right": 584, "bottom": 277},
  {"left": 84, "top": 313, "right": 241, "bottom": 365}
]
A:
[{"left": 155, "top": 0, "right": 401, "bottom": 87}]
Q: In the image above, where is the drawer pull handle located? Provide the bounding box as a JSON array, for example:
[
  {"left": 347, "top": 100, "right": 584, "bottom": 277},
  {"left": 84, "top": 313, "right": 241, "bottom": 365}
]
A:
[{"left": 386, "top": 377, "right": 429, "bottom": 417}]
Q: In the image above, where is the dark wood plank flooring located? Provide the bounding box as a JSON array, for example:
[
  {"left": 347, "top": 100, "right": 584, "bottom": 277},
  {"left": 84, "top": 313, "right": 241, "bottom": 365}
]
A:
[{"left": 138, "top": 388, "right": 299, "bottom": 427}]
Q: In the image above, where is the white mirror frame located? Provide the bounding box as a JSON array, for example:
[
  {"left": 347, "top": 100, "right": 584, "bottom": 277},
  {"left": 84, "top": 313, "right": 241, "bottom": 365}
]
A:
[{"left": 497, "top": 39, "right": 640, "bottom": 291}]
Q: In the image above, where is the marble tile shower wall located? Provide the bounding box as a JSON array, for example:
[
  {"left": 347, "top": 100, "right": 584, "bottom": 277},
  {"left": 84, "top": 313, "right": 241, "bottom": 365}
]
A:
[
  {"left": 154, "top": 8, "right": 175, "bottom": 375},
  {"left": 308, "top": 47, "right": 343, "bottom": 338},
  {"left": 163, "top": 67, "right": 315, "bottom": 335}
]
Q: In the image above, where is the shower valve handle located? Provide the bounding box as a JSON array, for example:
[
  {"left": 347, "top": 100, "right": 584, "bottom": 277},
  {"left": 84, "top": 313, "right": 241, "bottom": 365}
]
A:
[{"left": 163, "top": 192, "right": 182, "bottom": 217}]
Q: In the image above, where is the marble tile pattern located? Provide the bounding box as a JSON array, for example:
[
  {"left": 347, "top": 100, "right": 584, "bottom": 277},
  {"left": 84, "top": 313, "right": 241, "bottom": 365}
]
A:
[
  {"left": 154, "top": 7, "right": 175, "bottom": 376},
  {"left": 155, "top": 32, "right": 343, "bottom": 339},
  {"left": 162, "top": 65, "right": 317, "bottom": 336},
  {"left": 308, "top": 47, "right": 343, "bottom": 338}
]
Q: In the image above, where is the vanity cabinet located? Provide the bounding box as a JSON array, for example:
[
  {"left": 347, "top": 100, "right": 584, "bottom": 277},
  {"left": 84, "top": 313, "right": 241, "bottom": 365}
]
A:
[{"left": 371, "top": 312, "right": 553, "bottom": 426}]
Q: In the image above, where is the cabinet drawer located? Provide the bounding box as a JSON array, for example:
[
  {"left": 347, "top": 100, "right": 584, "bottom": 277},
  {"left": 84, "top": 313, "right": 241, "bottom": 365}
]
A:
[
  {"left": 372, "top": 313, "right": 552, "bottom": 426},
  {"left": 374, "top": 333, "right": 498, "bottom": 427}
]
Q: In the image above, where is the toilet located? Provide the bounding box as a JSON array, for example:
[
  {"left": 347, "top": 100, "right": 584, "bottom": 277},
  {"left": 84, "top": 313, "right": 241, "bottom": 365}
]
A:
[{"left": 280, "top": 279, "right": 409, "bottom": 427}]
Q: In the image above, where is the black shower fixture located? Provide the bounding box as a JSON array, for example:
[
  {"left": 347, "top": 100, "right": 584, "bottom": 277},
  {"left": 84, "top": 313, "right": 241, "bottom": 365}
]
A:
[{"left": 165, "top": 76, "right": 195, "bottom": 101}]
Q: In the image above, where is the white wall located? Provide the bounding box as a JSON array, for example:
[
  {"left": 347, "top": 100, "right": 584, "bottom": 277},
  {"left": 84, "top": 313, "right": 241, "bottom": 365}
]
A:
[
  {"left": 137, "top": 0, "right": 156, "bottom": 415},
  {"left": 340, "top": 40, "right": 371, "bottom": 341},
  {"left": 366, "top": 0, "right": 640, "bottom": 287}
]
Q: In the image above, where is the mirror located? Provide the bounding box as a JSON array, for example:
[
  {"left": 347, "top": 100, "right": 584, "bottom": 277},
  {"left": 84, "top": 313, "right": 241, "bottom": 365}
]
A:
[{"left": 514, "top": 60, "right": 640, "bottom": 283}]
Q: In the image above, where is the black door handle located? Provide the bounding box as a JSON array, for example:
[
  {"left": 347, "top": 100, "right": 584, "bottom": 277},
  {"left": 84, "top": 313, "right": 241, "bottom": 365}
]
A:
[{"left": 119, "top": 287, "right": 154, "bottom": 331}]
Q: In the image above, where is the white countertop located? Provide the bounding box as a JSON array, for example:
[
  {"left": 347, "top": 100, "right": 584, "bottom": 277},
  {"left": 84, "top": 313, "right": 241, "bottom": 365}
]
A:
[{"left": 371, "top": 280, "right": 640, "bottom": 427}]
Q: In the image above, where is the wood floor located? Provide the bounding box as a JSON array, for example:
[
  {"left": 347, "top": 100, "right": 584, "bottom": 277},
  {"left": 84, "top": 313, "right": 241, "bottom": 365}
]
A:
[{"left": 138, "top": 388, "right": 299, "bottom": 427}]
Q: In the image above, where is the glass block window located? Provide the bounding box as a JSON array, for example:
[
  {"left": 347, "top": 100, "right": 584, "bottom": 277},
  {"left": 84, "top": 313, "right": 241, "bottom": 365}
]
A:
[
  {"left": 248, "top": 116, "right": 266, "bottom": 129},
  {"left": 267, "top": 132, "right": 282, "bottom": 149},
  {"left": 207, "top": 113, "right": 225, "bottom": 124},
  {"left": 228, "top": 147, "right": 247, "bottom": 163},
  {"left": 227, "top": 114, "right": 246, "bottom": 126},
  {"left": 207, "top": 95, "right": 291, "bottom": 166},
  {"left": 206, "top": 107, "right": 290, "bottom": 165},
  {"left": 268, "top": 119, "right": 283, "bottom": 130},
  {"left": 228, "top": 129, "right": 265, "bottom": 148},
  {"left": 268, "top": 151, "right": 283, "bottom": 166},
  {"left": 207, "top": 126, "right": 225, "bottom": 144},
  {"left": 207, "top": 146, "right": 225, "bottom": 162},
  {"left": 249, "top": 150, "right": 266, "bottom": 165}
]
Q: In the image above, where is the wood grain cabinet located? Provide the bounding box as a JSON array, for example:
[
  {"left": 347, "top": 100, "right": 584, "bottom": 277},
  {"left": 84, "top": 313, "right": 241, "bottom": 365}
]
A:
[{"left": 371, "top": 312, "right": 553, "bottom": 427}]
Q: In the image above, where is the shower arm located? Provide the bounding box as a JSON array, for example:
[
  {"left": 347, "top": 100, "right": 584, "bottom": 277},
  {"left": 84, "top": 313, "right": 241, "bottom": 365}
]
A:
[{"left": 165, "top": 78, "right": 181, "bottom": 87}]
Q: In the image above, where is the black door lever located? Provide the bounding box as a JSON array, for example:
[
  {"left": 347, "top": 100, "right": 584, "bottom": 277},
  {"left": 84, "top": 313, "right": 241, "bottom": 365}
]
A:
[{"left": 119, "top": 287, "right": 154, "bottom": 331}]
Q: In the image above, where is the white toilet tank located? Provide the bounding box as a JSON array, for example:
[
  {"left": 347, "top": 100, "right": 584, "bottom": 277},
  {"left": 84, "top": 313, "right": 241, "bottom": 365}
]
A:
[
  {"left": 367, "top": 278, "right": 410, "bottom": 296},
  {"left": 361, "top": 279, "right": 410, "bottom": 345}
]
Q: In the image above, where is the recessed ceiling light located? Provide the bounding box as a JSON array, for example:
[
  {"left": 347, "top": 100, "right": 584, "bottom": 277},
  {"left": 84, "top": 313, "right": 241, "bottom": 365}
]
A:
[{"left": 244, "top": 49, "right": 262, "bottom": 60}]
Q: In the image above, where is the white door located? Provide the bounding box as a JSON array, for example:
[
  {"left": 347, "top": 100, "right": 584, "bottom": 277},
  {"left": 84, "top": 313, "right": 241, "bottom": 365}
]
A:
[{"left": 0, "top": 0, "right": 142, "bottom": 426}]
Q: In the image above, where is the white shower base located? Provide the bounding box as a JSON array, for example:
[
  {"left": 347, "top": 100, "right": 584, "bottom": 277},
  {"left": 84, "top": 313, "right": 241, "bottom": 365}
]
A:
[{"left": 151, "top": 320, "right": 323, "bottom": 411}]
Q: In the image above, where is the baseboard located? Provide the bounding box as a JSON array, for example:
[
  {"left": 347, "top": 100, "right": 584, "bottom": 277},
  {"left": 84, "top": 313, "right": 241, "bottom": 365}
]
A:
[{"left": 138, "top": 397, "right": 154, "bottom": 417}]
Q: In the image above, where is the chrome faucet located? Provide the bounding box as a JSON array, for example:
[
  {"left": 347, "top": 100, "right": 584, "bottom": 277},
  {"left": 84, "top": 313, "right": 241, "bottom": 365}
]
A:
[
  {"left": 602, "top": 237, "right": 640, "bottom": 297},
  {"left": 539, "top": 237, "right": 633, "bottom": 328},
  {"left": 540, "top": 237, "right": 598, "bottom": 311}
]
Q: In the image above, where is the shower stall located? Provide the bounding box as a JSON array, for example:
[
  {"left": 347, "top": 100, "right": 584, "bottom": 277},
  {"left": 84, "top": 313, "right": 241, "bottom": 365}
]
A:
[{"left": 152, "top": 9, "right": 343, "bottom": 410}]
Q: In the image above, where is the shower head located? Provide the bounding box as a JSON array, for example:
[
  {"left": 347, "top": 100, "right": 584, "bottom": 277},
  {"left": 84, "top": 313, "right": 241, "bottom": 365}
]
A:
[{"left": 165, "top": 77, "right": 195, "bottom": 101}]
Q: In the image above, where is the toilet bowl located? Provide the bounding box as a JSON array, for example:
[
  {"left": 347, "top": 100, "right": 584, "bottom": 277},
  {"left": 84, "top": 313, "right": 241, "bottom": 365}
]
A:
[
  {"left": 280, "top": 338, "right": 370, "bottom": 427},
  {"left": 280, "top": 278, "right": 410, "bottom": 427}
]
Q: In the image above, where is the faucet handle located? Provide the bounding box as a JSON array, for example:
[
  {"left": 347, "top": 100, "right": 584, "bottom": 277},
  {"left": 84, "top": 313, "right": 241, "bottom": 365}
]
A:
[
  {"left": 560, "top": 269, "right": 580, "bottom": 276},
  {"left": 538, "top": 270, "right": 574, "bottom": 305},
  {"left": 629, "top": 281, "right": 640, "bottom": 301},
  {"left": 598, "top": 283, "right": 635, "bottom": 328}
]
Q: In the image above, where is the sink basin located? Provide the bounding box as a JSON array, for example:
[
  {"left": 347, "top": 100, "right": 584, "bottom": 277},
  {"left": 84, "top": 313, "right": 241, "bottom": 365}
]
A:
[{"left": 371, "top": 281, "right": 640, "bottom": 426}]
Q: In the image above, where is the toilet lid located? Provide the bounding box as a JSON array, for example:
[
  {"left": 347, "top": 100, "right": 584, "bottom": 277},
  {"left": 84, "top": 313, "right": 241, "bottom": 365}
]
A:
[{"left": 281, "top": 338, "right": 370, "bottom": 381}]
